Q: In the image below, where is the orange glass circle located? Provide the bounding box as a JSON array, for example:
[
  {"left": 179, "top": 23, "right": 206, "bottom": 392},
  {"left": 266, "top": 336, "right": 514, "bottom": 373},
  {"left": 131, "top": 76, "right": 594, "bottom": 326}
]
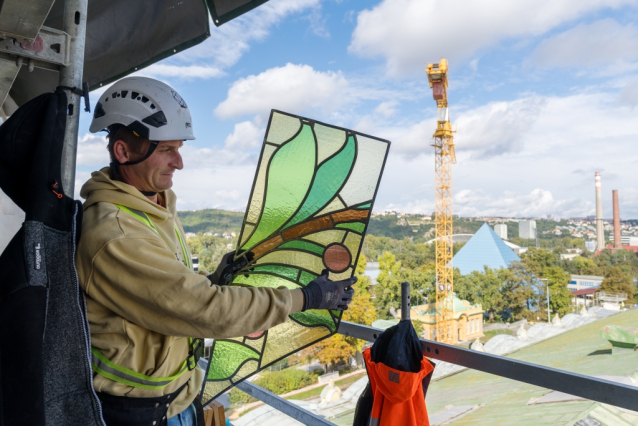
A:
[{"left": 323, "top": 244, "right": 351, "bottom": 273}]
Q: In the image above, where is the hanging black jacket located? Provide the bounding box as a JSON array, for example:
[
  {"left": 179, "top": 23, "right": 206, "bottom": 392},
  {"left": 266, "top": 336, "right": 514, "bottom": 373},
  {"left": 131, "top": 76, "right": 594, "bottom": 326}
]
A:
[{"left": 0, "top": 92, "right": 104, "bottom": 426}]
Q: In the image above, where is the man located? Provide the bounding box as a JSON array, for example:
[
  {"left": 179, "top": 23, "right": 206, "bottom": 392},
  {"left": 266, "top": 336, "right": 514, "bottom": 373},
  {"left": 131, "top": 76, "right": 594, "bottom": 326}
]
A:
[{"left": 76, "top": 77, "right": 356, "bottom": 426}]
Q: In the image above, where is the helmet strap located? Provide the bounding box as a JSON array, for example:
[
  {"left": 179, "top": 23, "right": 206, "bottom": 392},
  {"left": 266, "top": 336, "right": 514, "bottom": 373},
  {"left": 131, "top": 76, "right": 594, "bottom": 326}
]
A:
[{"left": 110, "top": 140, "right": 160, "bottom": 197}]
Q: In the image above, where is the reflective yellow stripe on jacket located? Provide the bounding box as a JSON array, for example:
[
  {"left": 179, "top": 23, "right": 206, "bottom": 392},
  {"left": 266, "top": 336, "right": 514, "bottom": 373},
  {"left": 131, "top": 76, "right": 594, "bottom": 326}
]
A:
[{"left": 89, "top": 204, "right": 201, "bottom": 390}]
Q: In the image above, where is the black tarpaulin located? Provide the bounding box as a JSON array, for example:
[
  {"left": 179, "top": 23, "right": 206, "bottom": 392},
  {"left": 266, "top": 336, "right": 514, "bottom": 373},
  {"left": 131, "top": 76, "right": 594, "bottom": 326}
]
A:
[
  {"left": 9, "top": 0, "right": 271, "bottom": 106},
  {"left": 205, "top": 0, "right": 269, "bottom": 26}
]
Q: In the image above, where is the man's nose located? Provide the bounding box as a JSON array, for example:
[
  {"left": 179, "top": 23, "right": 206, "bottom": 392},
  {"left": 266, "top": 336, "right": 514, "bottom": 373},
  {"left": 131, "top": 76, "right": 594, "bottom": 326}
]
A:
[{"left": 170, "top": 151, "right": 183, "bottom": 170}]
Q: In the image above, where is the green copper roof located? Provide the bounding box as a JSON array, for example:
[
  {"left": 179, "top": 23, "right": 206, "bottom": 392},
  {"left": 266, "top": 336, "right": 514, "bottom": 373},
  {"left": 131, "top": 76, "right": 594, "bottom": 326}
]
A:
[{"left": 426, "top": 309, "right": 638, "bottom": 425}]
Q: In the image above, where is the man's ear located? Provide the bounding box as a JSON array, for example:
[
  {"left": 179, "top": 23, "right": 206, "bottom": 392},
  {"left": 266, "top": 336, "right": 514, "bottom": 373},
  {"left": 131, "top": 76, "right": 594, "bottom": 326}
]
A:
[{"left": 113, "top": 139, "right": 130, "bottom": 164}]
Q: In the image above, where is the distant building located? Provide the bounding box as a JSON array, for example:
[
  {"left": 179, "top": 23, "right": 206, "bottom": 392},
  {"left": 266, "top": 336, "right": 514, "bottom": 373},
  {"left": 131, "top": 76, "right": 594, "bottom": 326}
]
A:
[
  {"left": 452, "top": 223, "right": 520, "bottom": 275},
  {"left": 609, "top": 235, "right": 638, "bottom": 246},
  {"left": 396, "top": 294, "right": 484, "bottom": 344},
  {"left": 502, "top": 240, "right": 528, "bottom": 256},
  {"left": 585, "top": 240, "right": 597, "bottom": 252},
  {"left": 560, "top": 253, "right": 580, "bottom": 261},
  {"left": 568, "top": 275, "right": 604, "bottom": 291},
  {"left": 493, "top": 224, "right": 507, "bottom": 239},
  {"left": 519, "top": 220, "right": 537, "bottom": 239}
]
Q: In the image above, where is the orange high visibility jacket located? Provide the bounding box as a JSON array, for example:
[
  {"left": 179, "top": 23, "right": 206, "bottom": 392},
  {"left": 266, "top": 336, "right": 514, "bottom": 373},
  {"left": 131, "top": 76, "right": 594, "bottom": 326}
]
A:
[{"left": 363, "top": 348, "right": 435, "bottom": 426}]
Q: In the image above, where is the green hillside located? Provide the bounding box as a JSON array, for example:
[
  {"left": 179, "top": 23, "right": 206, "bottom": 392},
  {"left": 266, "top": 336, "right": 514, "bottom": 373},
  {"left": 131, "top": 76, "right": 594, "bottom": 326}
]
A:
[{"left": 177, "top": 209, "right": 244, "bottom": 234}]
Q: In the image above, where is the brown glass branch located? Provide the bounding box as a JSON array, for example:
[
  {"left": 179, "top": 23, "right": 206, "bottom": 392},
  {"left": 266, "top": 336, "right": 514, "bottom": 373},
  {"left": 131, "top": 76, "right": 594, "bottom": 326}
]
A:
[{"left": 248, "top": 208, "right": 370, "bottom": 259}]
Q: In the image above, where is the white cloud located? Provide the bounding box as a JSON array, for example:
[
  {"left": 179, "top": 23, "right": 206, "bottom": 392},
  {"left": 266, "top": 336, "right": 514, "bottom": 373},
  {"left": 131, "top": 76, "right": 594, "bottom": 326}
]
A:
[
  {"left": 76, "top": 133, "right": 110, "bottom": 167},
  {"left": 304, "top": 6, "right": 330, "bottom": 39},
  {"left": 454, "top": 97, "right": 546, "bottom": 158},
  {"left": 214, "top": 63, "right": 348, "bottom": 119},
  {"left": 383, "top": 188, "right": 591, "bottom": 218},
  {"left": 374, "top": 101, "right": 399, "bottom": 118},
  {"left": 143, "top": 64, "right": 225, "bottom": 80},
  {"left": 369, "top": 88, "right": 638, "bottom": 218},
  {"left": 158, "top": 0, "right": 320, "bottom": 79},
  {"left": 531, "top": 19, "right": 638, "bottom": 68},
  {"left": 349, "top": 0, "right": 632, "bottom": 75},
  {"left": 74, "top": 171, "right": 94, "bottom": 200},
  {"left": 224, "top": 121, "right": 264, "bottom": 150},
  {"left": 617, "top": 77, "right": 638, "bottom": 107},
  {"left": 354, "top": 96, "right": 546, "bottom": 160},
  {"left": 454, "top": 189, "right": 591, "bottom": 218}
]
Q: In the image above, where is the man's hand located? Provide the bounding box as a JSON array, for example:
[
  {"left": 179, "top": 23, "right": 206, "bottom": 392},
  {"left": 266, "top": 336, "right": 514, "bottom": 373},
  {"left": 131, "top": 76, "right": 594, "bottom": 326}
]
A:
[
  {"left": 301, "top": 271, "right": 357, "bottom": 311},
  {"left": 208, "top": 251, "right": 253, "bottom": 286}
]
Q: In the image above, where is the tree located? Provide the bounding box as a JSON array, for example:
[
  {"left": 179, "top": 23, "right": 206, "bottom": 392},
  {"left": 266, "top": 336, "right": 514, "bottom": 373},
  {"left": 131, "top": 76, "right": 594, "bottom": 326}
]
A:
[
  {"left": 598, "top": 266, "right": 636, "bottom": 304},
  {"left": 569, "top": 256, "right": 599, "bottom": 275},
  {"left": 314, "top": 255, "right": 377, "bottom": 368},
  {"left": 501, "top": 262, "right": 536, "bottom": 321},
  {"left": 476, "top": 267, "right": 507, "bottom": 322},
  {"left": 373, "top": 252, "right": 402, "bottom": 318},
  {"left": 543, "top": 266, "right": 572, "bottom": 316},
  {"left": 342, "top": 255, "right": 377, "bottom": 353},
  {"left": 186, "top": 236, "right": 203, "bottom": 254},
  {"left": 521, "top": 248, "right": 555, "bottom": 276}
]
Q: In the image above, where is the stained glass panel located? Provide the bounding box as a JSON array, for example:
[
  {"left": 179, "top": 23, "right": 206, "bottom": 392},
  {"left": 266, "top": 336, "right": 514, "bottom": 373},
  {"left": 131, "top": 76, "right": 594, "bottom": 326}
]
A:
[{"left": 201, "top": 110, "right": 390, "bottom": 404}]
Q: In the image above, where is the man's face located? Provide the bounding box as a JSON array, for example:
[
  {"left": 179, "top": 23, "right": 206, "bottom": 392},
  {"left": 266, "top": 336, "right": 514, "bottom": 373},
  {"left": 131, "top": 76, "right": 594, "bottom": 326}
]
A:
[{"left": 116, "top": 139, "right": 184, "bottom": 192}]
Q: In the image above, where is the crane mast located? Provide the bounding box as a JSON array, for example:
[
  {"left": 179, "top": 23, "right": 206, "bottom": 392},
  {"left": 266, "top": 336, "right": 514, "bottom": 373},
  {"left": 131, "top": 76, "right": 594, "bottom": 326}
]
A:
[{"left": 426, "top": 58, "right": 456, "bottom": 344}]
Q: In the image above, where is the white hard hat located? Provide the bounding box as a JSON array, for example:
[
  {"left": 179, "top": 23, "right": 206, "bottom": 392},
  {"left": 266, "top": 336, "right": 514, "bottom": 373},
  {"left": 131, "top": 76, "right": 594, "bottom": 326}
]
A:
[{"left": 90, "top": 77, "right": 195, "bottom": 141}]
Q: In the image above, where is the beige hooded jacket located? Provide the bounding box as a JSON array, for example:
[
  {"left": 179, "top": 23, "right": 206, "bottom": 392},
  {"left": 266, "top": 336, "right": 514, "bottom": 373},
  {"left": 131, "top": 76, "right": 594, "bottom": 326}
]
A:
[{"left": 76, "top": 168, "right": 304, "bottom": 417}]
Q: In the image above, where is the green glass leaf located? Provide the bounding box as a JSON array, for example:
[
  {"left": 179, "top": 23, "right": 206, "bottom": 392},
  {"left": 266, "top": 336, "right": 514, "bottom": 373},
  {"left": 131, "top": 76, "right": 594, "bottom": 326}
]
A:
[
  {"left": 232, "top": 274, "right": 300, "bottom": 289},
  {"left": 284, "top": 136, "right": 356, "bottom": 229},
  {"left": 299, "top": 270, "right": 318, "bottom": 286},
  {"left": 207, "top": 341, "right": 259, "bottom": 381},
  {"left": 357, "top": 202, "right": 372, "bottom": 208},
  {"left": 278, "top": 240, "right": 325, "bottom": 255},
  {"left": 242, "top": 125, "right": 316, "bottom": 250},
  {"left": 335, "top": 222, "right": 366, "bottom": 233},
  {"left": 251, "top": 265, "right": 299, "bottom": 281},
  {"left": 290, "top": 310, "right": 336, "bottom": 332}
]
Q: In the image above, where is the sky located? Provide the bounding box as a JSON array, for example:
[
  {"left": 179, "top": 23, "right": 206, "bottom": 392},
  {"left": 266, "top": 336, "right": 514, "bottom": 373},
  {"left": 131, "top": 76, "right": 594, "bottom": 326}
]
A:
[{"left": 75, "top": 0, "right": 638, "bottom": 219}]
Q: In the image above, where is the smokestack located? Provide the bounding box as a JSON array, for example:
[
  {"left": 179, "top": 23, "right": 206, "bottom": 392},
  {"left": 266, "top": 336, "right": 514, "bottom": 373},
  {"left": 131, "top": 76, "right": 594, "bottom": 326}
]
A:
[
  {"left": 613, "top": 190, "right": 621, "bottom": 249},
  {"left": 595, "top": 173, "right": 604, "bottom": 252}
]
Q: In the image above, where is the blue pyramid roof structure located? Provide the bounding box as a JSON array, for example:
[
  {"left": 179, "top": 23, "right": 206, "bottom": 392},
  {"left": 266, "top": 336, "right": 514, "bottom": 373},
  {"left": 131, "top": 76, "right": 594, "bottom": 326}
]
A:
[{"left": 452, "top": 223, "right": 520, "bottom": 275}]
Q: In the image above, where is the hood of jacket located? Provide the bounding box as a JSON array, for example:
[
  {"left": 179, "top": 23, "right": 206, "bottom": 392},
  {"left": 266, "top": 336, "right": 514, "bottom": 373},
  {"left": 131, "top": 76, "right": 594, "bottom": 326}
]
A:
[
  {"left": 80, "top": 167, "right": 177, "bottom": 222},
  {"left": 364, "top": 349, "right": 434, "bottom": 405}
]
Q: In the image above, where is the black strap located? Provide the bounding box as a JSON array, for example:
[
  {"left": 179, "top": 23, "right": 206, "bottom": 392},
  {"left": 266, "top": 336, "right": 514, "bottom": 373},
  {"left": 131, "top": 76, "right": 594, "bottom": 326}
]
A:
[
  {"left": 96, "top": 380, "right": 190, "bottom": 426},
  {"left": 56, "top": 82, "right": 91, "bottom": 113},
  {"left": 192, "top": 397, "right": 206, "bottom": 426},
  {"left": 119, "top": 140, "right": 159, "bottom": 166},
  {"left": 109, "top": 140, "right": 159, "bottom": 188}
]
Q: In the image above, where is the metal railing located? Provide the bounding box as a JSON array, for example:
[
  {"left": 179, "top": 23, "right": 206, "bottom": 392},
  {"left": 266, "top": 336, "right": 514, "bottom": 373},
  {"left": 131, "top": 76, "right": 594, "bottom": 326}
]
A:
[{"left": 235, "top": 283, "right": 638, "bottom": 425}]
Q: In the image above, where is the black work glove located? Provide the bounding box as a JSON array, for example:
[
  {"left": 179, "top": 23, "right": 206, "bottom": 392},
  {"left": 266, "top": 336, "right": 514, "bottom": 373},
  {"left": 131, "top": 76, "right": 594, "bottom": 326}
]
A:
[
  {"left": 301, "top": 271, "right": 357, "bottom": 311},
  {"left": 208, "top": 251, "right": 254, "bottom": 286}
]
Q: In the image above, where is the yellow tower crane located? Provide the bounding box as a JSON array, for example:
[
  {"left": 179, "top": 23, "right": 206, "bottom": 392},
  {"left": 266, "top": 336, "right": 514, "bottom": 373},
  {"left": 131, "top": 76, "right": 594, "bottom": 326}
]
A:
[{"left": 426, "top": 58, "right": 456, "bottom": 344}]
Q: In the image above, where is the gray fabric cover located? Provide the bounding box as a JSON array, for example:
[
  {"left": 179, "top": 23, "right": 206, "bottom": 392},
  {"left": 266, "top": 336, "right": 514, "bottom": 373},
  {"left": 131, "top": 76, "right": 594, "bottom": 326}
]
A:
[{"left": 32, "top": 218, "right": 104, "bottom": 425}]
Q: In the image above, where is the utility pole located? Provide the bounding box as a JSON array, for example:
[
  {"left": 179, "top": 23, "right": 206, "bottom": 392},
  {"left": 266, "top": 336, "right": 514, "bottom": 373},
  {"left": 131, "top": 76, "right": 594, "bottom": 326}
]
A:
[{"left": 540, "top": 278, "right": 549, "bottom": 323}]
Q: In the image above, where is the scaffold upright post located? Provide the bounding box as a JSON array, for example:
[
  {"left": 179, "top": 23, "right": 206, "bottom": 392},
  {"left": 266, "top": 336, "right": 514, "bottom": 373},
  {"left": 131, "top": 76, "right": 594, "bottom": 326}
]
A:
[
  {"left": 59, "top": 0, "right": 88, "bottom": 196},
  {"left": 401, "top": 281, "right": 411, "bottom": 321}
]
